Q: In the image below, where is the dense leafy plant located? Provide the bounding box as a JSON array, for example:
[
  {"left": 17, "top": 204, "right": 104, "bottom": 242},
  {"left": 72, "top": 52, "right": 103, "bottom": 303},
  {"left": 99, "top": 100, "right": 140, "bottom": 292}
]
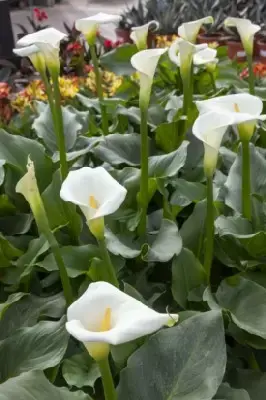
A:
[{"left": 1, "top": 9, "right": 266, "bottom": 400}]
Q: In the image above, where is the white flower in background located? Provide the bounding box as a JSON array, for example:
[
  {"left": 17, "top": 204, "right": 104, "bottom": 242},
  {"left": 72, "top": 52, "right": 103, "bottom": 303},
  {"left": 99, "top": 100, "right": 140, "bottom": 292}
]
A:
[
  {"left": 131, "top": 48, "right": 167, "bottom": 108},
  {"left": 16, "top": 28, "right": 67, "bottom": 72},
  {"left": 196, "top": 93, "right": 266, "bottom": 141},
  {"left": 192, "top": 111, "right": 234, "bottom": 177},
  {"left": 60, "top": 167, "right": 127, "bottom": 238},
  {"left": 193, "top": 47, "right": 218, "bottom": 66},
  {"left": 224, "top": 17, "right": 260, "bottom": 55},
  {"left": 178, "top": 16, "right": 214, "bottom": 44},
  {"left": 130, "top": 20, "right": 159, "bottom": 51},
  {"left": 13, "top": 44, "right": 46, "bottom": 73},
  {"left": 76, "top": 12, "right": 121, "bottom": 44},
  {"left": 66, "top": 281, "right": 179, "bottom": 361}
]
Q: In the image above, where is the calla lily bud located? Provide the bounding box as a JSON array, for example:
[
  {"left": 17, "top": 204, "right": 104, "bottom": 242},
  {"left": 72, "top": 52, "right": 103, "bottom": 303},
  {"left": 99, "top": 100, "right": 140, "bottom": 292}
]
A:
[
  {"left": 130, "top": 20, "right": 159, "bottom": 51},
  {"left": 224, "top": 17, "right": 260, "bottom": 56},
  {"left": 75, "top": 13, "right": 121, "bottom": 45},
  {"left": 196, "top": 93, "right": 266, "bottom": 142},
  {"left": 13, "top": 45, "right": 46, "bottom": 74},
  {"left": 16, "top": 28, "right": 67, "bottom": 74},
  {"left": 16, "top": 157, "right": 50, "bottom": 234},
  {"left": 60, "top": 167, "right": 127, "bottom": 240},
  {"left": 178, "top": 16, "right": 214, "bottom": 44},
  {"left": 66, "top": 281, "right": 179, "bottom": 361},
  {"left": 131, "top": 48, "right": 167, "bottom": 109}
]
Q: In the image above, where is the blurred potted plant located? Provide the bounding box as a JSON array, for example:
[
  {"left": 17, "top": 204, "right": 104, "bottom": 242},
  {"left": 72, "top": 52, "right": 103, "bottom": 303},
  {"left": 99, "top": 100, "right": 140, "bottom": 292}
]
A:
[
  {"left": 116, "top": 0, "right": 148, "bottom": 43},
  {"left": 16, "top": 7, "right": 49, "bottom": 39}
]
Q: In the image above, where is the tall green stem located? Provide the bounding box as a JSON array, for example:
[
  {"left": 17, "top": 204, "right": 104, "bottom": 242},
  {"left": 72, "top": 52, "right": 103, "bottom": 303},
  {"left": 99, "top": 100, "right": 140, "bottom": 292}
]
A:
[
  {"left": 138, "top": 106, "right": 149, "bottom": 236},
  {"left": 180, "top": 67, "right": 193, "bottom": 140},
  {"left": 204, "top": 175, "right": 214, "bottom": 283},
  {"left": 247, "top": 53, "right": 255, "bottom": 95},
  {"left": 50, "top": 71, "right": 68, "bottom": 180},
  {"left": 90, "top": 45, "right": 109, "bottom": 135},
  {"left": 98, "top": 358, "right": 117, "bottom": 400},
  {"left": 209, "top": 72, "right": 217, "bottom": 92},
  {"left": 241, "top": 141, "right": 252, "bottom": 220},
  {"left": 98, "top": 239, "right": 119, "bottom": 287}
]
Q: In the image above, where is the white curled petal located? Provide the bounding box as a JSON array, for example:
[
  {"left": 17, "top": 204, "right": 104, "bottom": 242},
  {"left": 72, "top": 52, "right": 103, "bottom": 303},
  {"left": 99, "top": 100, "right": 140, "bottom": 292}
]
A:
[
  {"left": 193, "top": 47, "right": 217, "bottom": 65},
  {"left": 130, "top": 20, "right": 159, "bottom": 48},
  {"left": 178, "top": 16, "right": 214, "bottom": 43},
  {"left": 76, "top": 12, "right": 121, "bottom": 35},
  {"left": 131, "top": 48, "right": 167, "bottom": 78},
  {"left": 17, "top": 27, "right": 66, "bottom": 49},
  {"left": 13, "top": 44, "right": 39, "bottom": 57}
]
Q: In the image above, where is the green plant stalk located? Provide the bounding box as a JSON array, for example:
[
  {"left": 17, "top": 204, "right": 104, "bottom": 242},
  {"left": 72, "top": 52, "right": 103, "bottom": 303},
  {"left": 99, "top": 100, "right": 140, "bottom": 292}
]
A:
[
  {"left": 241, "top": 140, "right": 252, "bottom": 220},
  {"left": 98, "top": 239, "right": 119, "bottom": 287},
  {"left": 247, "top": 53, "right": 255, "bottom": 95},
  {"left": 138, "top": 106, "right": 149, "bottom": 236},
  {"left": 50, "top": 70, "right": 69, "bottom": 180},
  {"left": 98, "top": 358, "right": 117, "bottom": 400},
  {"left": 180, "top": 67, "right": 193, "bottom": 140},
  {"left": 90, "top": 44, "right": 109, "bottom": 135},
  {"left": 204, "top": 175, "right": 214, "bottom": 283},
  {"left": 209, "top": 71, "right": 217, "bottom": 92}
]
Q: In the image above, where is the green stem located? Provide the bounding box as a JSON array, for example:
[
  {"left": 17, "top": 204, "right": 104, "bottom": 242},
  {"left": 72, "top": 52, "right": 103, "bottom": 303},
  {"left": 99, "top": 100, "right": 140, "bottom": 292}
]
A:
[
  {"left": 241, "top": 140, "right": 252, "bottom": 220},
  {"left": 138, "top": 106, "right": 149, "bottom": 236},
  {"left": 204, "top": 175, "right": 214, "bottom": 283},
  {"left": 98, "top": 358, "right": 117, "bottom": 400},
  {"left": 46, "top": 229, "right": 73, "bottom": 305},
  {"left": 209, "top": 71, "right": 217, "bottom": 92},
  {"left": 247, "top": 53, "right": 255, "bottom": 95},
  {"left": 90, "top": 44, "right": 109, "bottom": 135},
  {"left": 180, "top": 67, "right": 192, "bottom": 140},
  {"left": 50, "top": 70, "right": 68, "bottom": 180},
  {"left": 98, "top": 239, "right": 119, "bottom": 287}
]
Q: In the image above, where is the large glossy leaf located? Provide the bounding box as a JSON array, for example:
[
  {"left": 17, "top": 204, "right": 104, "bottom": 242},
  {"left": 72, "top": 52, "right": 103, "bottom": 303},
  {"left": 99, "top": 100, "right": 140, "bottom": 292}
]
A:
[
  {"left": 32, "top": 104, "right": 82, "bottom": 153},
  {"left": 0, "top": 129, "right": 53, "bottom": 190},
  {"left": 225, "top": 143, "right": 266, "bottom": 213},
  {"left": 143, "top": 219, "right": 182, "bottom": 262},
  {"left": 62, "top": 352, "right": 100, "bottom": 389},
  {"left": 117, "top": 311, "right": 226, "bottom": 400},
  {"left": 0, "top": 293, "right": 26, "bottom": 320},
  {"left": 0, "top": 371, "right": 91, "bottom": 400},
  {"left": 216, "top": 276, "right": 266, "bottom": 339},
  {"left": 214, "top": 383, "right": 250, "bottom": 400},
  {"left": 172, "top": 248, "right": 206, "bottom": 308},
  {"left": 0, "top": 318, "right": 68, "bottom": 382},
  {"left": 230, "top": 369, "right": 266, "bottom": 400},
  {"left": 171, "top": 179, "right": 206, "bottom": 207},
  {"left": 100, "top": 44, "right": 137, "bottom": 75},
  {"left": 105, "top": 228, "right": 141, "bottom": 259}
]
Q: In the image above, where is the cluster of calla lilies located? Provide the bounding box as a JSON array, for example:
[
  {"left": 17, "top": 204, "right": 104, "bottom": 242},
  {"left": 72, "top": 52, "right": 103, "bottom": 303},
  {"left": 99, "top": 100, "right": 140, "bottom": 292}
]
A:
[{"left": 12, "top": 11, "right": 265, "bottom": 400}]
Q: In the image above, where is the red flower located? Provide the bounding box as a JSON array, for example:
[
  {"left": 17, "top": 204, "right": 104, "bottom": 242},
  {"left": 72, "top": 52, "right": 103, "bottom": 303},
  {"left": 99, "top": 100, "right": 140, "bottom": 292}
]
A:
[
  {"left": 0, "top": 83, "right": 10, "bottom": 99},
  {"left": 34, "top": 8, "right": 48, "bottom": 22},
  {"left": 84, "top": 64, "right": 94, "bottom": 73},
  {"left": 104, "top": 39, "right": 113, "bottom": 49},
  {"left": 66, "top": 42, "right": 83, "bottom": 54}
]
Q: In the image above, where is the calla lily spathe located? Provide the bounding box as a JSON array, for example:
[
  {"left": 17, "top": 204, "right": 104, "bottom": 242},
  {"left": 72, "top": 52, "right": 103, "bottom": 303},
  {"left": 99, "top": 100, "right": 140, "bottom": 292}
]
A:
[
  {"left": 178, "top": 16, "right": 214, "bottom": 44},
  {"left": 193, "top": 112, "right": 234, "bottom": 177},
  {"left": 76, "top": 12, "right": 121, "bottom": 44},
  {"left": 224, "top": 17, "right": 260, "bottom": 55},
  {"left": 16, "top": 27, "right": 67, "bottom": 71},
  {"left": 130, "top": 20, "right": 159, "bottom": 51},
  {"left": 60, "top": 166, "right": 127, "bottom": 221},
  {"left": 66, "top": 281, "right": 179, "bottom": 360},
  {"left": 131, "top": 48, "right": 167, "bottom": 108},
  {"left": 196, "top": 93, "right": 266, "bottom": 141},
  {"left": 13, "top": 44, "right": 46, "bottom": 73}
]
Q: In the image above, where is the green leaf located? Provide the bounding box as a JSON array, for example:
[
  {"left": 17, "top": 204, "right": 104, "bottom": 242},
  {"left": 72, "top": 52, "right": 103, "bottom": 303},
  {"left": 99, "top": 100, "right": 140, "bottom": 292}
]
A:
[
  {"left": 0, "top": 233, "right": 23, "bottom": 267},
  {"left": 0, "top": 293, "right": 27, "bottom": 320},
  {"left": 172, "top": 248, "right": 207, "bottom": 308},
  {"left": 155, "top": 121, "right": 180, "bottom": 153},
  {"left": 216, "top": 276, "right": 266, "bottom": 339},
  {"left": 230, "top": 369, "right": 266, "bottom": 400},
  {"left": 0, "top": 214, "right": 32, "bottom": 235},
  {"left": 225, "top": 143, "right": 266, "bottom": 213},
  {"left": 0, "top": 318, "right": 68, "bottom": 382},
  {"left": 16, "top": 234, "right": 49, "bottom": 269},
  {"left": 37, "top": 245, "right": 99, "bottom": 278},
  {"left": 105, "top": 228, "right": 141, "bottom": 259},
  {"left": 0, "top": 370, "right": 92, "bottom": 400},
  {"left": 62, "top": 352, "right": 100, "bottom": 389},
  {"left": 100, "top": 44, "right": 137, "bottom": 75},
  {"left": 180, "top": 200, "right": 206, "bottom": 256},
  {"left": 0, "top": 160, "right": 5, "bottom": 187},
  {"left": 214, "top": 383, "right": 250, "bottom": 400},
  {"left": 171, "top": 179, "right": 207, "bottom": 206},
  {"left": 0, "top": 129, "right": 53, "bottom": 191},
  {"left": 143, "top": 219, "right": 182, "bottom": 262},
  {"left": 117, "top": 311, "right": 226, "bottom": 400},
  {"left": 148, "top": 141, "right": 188, "bottom": 178},
  {"left": 33, "top": 104, "right": 82, "bottom": 153}
]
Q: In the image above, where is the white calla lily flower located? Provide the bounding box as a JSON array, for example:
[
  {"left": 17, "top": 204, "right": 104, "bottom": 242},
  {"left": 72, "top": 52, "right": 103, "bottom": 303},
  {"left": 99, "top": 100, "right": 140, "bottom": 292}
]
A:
[
  {"left": 131, "top": 48, "right": 167, "bottom": 108},
  {"left": 130, "top": 20, "right": 159, "bottom": 51},
  {"left": 193, "top": 112, "right": 234, "bottom": 176},
  {"left": 224, "top": 17, "right": 260, "bottom": 55},
  {"left": 17, "top": 28, "right": 67, "bottom": 71},
  {"left": 60, "top": 166, "right": 127, "bottom": 221},
  {"left": 193, "top": 47, "right": 218, "bottom": 66},
  {"left": 196, "top": 93, "right": 266, "bottom": 141},
  {"left": 76, "top": 12, "right": 121, "bottom": 44},
  {"left": 66, "top": 281, "right": 179, "bottom": 360},
  {"left": 13, "top": 44, "right": 46, "bottom": 73},
  {"left": 178, "top": 16, "right": 214, "bottom": 44}
]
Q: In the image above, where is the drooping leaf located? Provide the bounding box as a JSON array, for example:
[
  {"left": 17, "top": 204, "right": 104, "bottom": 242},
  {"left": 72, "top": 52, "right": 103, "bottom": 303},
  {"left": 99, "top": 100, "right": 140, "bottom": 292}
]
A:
[
  {"left": 62, "top": 352, "right": 100, "bottom": 389},
  {"left": 0, "top": 370, "right": 92, "bottom": 400},
  {"left": 171, "top": 179, "right": 207, "bottom": 206},
  {"left": 100, "top": 44, "right": 137, "bottom": 75},
  {"left": 172, "top": 248, "right": 207, "bottom": 308},
  {"left": 0, "top": 293, "right": 27, "bottom": 320},
  {"left": 105, "top": 228, "right": 141, "bottom": 259},
  {"left": 117, "top": 311, "right": 226, "bottom": 400},
  {"left": 214, "top": 383, "right": 250, "bottom": 400},
  {"left": 230, "top": 369, "right": 266, "bottom": 400}
]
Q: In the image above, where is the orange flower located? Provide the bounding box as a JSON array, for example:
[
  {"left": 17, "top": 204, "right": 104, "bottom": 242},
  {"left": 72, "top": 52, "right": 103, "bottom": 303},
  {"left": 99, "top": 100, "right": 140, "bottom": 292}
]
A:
[{"left": 0, "top": 83, "right": 10, "bottom": 99}]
